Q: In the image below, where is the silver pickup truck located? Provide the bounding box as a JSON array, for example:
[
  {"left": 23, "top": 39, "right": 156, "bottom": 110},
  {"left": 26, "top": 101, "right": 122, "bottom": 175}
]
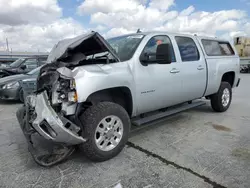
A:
[{"left": 17, "top": 31, "right": 240, "bottom": 164}]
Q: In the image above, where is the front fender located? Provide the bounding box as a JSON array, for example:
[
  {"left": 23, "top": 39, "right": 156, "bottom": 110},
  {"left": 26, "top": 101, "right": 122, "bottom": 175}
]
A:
[{"left": 72, "top": 63, "right": 135, "bottom": 107}]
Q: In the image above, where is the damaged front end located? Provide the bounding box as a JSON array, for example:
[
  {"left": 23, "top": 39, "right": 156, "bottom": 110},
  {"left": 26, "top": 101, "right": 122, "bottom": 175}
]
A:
[
  {"left": 17, "top": 75, "right": 84, "bottom": 166},
  {"left": 16, "top": 31, "right": 119, "bottom": 166},
  {"left": 16, "top": 78, "right": 85, "bottom": 166},
  {"left": 16, "top": 101, "right": 76, "bottom": 167}
]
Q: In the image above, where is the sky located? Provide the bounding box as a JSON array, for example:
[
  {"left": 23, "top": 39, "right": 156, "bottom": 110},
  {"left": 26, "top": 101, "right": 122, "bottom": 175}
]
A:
[{"left": 0, "top": 0, "right": 250, "bottom": 52}]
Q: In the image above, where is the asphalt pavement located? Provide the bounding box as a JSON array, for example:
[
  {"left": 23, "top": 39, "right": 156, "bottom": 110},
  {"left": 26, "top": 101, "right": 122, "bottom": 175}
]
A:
[{"left": 0, "top": 74, "right": 250, "bottom": 188}]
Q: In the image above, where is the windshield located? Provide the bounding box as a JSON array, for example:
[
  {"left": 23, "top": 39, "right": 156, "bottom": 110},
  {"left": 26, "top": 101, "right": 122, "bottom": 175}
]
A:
[
  {"left": 10, "top": 58, "right": 25, "bottom": 67},
  {"left": 26, "top": 66, "right": 41, "bottom": 75},
  {"left": 107, "top": 34, "right": 144, "bottom": 61}
]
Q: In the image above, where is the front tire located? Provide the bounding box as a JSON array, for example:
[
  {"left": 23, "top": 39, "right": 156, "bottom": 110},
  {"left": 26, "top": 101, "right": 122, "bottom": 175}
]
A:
[
  {"left": 19, "top": 89, "right": 24, "bottom": 103},
  {"left": 80, "top": 102, "right": 130, "bottom": 162},
  {"left": 210, "top": 82, "right": 232, "bottom": 112}
]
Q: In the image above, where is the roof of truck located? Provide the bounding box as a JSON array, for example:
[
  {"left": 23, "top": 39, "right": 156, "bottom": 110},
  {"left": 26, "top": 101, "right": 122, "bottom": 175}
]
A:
[
  {"left": 112, "top": 31, "right": 228, "bottom": 42},
  {"left": 138, "top": 31, "right": 196, "bottom": 36}
]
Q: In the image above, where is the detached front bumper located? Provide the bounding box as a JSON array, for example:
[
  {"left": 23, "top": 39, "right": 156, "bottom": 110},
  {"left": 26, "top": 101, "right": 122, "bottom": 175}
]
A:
[{"left": 27, "top": 91, "right": 86, "bottom": 145}]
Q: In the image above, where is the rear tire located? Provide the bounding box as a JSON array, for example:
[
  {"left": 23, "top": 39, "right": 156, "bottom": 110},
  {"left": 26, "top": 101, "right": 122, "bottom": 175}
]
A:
[
  {"left": 80, "top": 102, "right": 130, "bottom": 162},
  {"left": 210, "top": 82, "right": 232, "bottom": 112}
]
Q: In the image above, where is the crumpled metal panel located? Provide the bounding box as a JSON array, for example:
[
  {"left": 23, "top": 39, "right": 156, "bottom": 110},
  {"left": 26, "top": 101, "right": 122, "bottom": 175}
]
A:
[
  {"left": 29, "top": 91, "right": 85, "bottom": 145},
  {"left": 16, "top": 103, "right": 76, "bottom": 167},
  {"left": 46, "top": 31, "right": 120, "bottom": 64}
]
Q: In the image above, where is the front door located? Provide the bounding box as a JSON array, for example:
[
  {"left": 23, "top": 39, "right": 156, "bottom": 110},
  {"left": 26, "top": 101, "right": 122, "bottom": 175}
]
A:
[
  {"left": 174, "top": 36, "right": 207, "bottom": 101},
  {"left": 135, "top": 35, "right": 183, "bottom": 114}
]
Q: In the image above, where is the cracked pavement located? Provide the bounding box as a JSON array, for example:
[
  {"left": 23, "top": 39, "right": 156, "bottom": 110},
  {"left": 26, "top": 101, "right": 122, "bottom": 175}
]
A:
[{"left": 1, "top": 74, "right": 250, "bottom": 188}]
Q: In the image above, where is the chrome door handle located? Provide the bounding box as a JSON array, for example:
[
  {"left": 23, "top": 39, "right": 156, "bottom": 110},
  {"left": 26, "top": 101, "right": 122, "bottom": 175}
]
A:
[
  {"left": 170, "top": 69, "right": 180, "bottom": 73},
  {"left": 197, "top": 66, "right": 204, "bottom": 70}
]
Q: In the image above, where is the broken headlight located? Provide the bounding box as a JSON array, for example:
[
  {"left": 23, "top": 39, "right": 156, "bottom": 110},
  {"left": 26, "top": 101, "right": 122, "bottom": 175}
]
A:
[
  {"left": 68, "top": 91, "right": 78, "bottom": 102},
  {"left": 57, "top": 78, "right": 77, "bottom": 103}
]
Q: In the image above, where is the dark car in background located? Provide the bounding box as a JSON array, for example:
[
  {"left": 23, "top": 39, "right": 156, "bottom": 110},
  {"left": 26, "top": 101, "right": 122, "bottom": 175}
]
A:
[
  {"left": 20, "top": 77, "right": 37, "bottom": 102},
  {"left": 0, "top": 56, "right": 47, "bottom": 78},
  {"left": 0, "top": 67, "right": 40, "bottom": 102}
]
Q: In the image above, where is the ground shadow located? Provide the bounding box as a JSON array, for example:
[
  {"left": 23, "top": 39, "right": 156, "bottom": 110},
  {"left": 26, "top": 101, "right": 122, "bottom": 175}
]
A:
[
  {"left": 188, "top": 104, "right": 215, "bottom": 113},
  {"left": 0, "top": 99, "right": 22, "bottom": 105},
  {"left": 130, "top": 113, "right": 187, "bottom": 137}
]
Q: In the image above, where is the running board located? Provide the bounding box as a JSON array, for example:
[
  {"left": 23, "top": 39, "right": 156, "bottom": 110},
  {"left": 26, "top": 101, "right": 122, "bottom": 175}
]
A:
[{"left": 132, "top": 101, "right": 206, "bottom": 126}]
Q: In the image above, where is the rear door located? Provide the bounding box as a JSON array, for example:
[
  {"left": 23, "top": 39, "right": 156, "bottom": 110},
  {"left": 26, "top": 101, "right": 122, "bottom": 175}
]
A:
[{"left": 174, "top": 36, "right": 207, "bottom": 101}]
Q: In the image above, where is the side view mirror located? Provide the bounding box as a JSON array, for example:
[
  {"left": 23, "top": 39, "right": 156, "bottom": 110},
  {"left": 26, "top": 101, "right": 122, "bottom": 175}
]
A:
[
  {"left": 140, "top": 43, "right": 172, "bottom": 65},
  {"left": 156, "top": 43, "right": 172, "bottom": 64},
  {"left": 20, "top": 65, "right": 27, "bottom": 70}
]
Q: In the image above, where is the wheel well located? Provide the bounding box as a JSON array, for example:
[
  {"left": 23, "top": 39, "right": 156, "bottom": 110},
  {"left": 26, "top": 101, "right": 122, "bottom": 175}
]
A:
[
  {"left": 85, "top": 87, "right": 133, "bottom": 117},
  {"left": 221, "top": 72, "right": 235, "bottom": 87}
]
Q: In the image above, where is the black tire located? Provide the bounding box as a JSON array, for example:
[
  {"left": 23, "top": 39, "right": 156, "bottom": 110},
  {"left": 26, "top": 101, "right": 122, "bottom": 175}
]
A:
[
  {"left": 80, "top": 102, "right": 130, "bottom": 162},
  {"left": 19, "top": 89, "right": 24, "bottom": 103},
  {"left": 210, "top": 82, "right": 232, "bottom": 112}
]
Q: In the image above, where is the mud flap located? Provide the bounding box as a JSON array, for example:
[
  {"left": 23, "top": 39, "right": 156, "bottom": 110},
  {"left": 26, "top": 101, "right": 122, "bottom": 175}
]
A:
[{"left": 16, "top": 105, "right": 76, "bottom": 167}]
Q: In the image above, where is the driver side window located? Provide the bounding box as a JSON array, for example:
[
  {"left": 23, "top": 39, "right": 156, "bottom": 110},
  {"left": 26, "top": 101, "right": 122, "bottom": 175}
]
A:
[{"left": 143, "top": 35, "right": 176, "bottom": 62}]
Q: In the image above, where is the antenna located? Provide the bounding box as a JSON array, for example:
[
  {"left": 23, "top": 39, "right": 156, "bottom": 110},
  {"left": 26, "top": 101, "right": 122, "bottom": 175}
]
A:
[{"left": 136, "top": 29, "right": 141, "bottom": 33}]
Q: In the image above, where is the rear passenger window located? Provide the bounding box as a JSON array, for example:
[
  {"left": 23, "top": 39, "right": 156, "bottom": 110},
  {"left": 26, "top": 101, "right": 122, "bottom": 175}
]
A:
[
  {"left": 201, "top": 40, "right": 235, "bottom": 56},
  {"left": 175, "top": 36, "right": 200, "bottom": 62}
]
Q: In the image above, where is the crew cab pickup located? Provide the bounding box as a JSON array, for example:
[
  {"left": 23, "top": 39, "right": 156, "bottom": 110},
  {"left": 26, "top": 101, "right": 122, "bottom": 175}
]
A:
[{"left": 17, "top": 31, "right": 240, "bottom": 163}]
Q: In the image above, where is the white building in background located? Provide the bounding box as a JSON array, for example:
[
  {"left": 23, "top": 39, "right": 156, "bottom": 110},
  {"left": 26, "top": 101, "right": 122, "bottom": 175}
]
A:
[{"left": 234, "top": 37, "right": 250, "bottom": 57}]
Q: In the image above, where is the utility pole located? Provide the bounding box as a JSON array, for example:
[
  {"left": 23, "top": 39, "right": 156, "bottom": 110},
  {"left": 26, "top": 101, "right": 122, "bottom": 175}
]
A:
[{"left": 6, "top": 38, "right": 9, "bottom": 52}]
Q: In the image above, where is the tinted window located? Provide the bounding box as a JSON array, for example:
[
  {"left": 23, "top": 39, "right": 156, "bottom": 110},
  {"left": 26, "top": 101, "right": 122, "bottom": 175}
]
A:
[
  {"left": 142, "top": 35, "right": 176, "bottom": 62},
  {"left": 201, "top": 40, "right": 221, "bottom": 56},
  {"left": 219, "top": 43, "right": 235, "bottom": 55},
  {"left": 175, "top": 36, "right": 200, "bottom": 61},
  {"left": 23, "top": 59, "right": 38, "bottom": 69},
  {"left": 202, "top": 40, "right": 235, "bottom": 56}
]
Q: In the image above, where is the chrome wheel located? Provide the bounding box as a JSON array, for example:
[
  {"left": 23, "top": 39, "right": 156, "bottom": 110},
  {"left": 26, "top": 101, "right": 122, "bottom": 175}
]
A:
[
  {"left": 222, "top": 88, "right": 230, "bottom": 107},
  {"left": 94, "top": 115, "right": 123, "bottom": 152}
]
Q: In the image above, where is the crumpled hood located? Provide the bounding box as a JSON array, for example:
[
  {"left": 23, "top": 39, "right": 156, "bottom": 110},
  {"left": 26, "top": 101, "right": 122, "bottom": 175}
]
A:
[
  {"left": 37, "top": 31, "right": 120, "bottom": 92},
  {"left": 46, "top": 31, "right": 120, "bottom": 64}
]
